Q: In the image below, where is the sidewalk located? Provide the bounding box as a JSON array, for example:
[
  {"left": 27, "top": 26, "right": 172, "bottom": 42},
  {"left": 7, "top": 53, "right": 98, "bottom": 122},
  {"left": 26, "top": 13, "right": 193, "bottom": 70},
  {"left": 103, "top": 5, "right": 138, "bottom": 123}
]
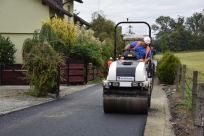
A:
[{"left": 144, "top": 78, "right": 175, "bottom": 136}]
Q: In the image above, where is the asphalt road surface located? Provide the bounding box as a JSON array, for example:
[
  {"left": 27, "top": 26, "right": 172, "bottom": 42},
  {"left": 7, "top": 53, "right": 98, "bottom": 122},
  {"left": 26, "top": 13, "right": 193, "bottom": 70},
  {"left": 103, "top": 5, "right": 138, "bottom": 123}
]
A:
[{"left": 0, "top": 84, "right": 147, "bottom": 136}]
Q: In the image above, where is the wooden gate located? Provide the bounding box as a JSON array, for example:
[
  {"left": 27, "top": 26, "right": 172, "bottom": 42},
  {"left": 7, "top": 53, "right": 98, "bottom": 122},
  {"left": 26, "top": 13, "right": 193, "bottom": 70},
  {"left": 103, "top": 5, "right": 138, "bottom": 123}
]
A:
[{"left": 61, "top": 64, "right": 84, "bottom": 85}]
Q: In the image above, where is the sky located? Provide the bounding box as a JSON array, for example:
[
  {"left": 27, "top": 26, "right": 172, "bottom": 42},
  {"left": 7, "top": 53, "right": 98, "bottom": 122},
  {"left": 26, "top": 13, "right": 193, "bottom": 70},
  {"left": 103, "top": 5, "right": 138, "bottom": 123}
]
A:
[{"left": 74, "top": 0, "right": 203, "bottom": 35}]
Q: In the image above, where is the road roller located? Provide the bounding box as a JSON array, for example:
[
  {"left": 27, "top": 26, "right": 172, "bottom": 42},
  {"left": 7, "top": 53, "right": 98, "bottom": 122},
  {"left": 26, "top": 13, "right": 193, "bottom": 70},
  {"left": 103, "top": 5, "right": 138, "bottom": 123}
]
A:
[{"left": 102, "top": 21, "right": 155, "bottom": 114}]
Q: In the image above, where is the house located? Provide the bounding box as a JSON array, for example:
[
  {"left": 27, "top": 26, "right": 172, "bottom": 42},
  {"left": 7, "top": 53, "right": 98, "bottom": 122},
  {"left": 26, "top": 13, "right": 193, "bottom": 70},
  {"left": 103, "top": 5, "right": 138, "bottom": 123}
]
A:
[{"left": 0, "top": 0, "right": 91, "bottom": 64}]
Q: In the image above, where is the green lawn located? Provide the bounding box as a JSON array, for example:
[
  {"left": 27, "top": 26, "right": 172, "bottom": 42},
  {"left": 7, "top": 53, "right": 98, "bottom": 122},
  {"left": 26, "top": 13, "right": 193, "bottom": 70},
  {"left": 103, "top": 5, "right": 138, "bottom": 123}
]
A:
[{"left": 154, "top": 51, "right": 204, "bottom": 82}]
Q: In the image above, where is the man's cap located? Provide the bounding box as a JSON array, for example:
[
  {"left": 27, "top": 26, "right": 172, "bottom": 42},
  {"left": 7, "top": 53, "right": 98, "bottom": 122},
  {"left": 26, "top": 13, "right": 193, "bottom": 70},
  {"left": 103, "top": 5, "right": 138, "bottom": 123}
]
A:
[
  {"left": 144, "top": 37, "right": 151, "bottom": 44},
  {"left": 110, "top": 57, "right": 113, "bottom": 59}
]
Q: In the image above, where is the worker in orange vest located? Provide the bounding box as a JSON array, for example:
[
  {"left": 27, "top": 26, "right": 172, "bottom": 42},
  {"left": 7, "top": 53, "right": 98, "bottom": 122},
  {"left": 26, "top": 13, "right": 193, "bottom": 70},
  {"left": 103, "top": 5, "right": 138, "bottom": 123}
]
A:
[
  {"left": 124, "top": 37, "right": 152, "bottom": 63},
  {"left": 107, "top": 57, "right": 113, "bottom": 69},
  {"left": 119, "top": 55, "right": 124, "bottom": 60}
]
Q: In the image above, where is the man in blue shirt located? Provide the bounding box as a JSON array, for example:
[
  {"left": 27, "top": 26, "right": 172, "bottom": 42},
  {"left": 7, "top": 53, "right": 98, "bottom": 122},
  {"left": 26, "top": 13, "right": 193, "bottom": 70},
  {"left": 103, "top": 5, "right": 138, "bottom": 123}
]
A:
[{"left": 124, "top": 37, "right": 152, "bottom": 63}]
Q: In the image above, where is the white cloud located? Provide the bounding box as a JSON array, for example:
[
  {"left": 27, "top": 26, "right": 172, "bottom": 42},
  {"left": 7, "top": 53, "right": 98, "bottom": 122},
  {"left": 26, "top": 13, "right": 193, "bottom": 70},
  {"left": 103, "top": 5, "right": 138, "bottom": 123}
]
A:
[{"left": 74, "top": 0, "right": 203, "bottom": 35}]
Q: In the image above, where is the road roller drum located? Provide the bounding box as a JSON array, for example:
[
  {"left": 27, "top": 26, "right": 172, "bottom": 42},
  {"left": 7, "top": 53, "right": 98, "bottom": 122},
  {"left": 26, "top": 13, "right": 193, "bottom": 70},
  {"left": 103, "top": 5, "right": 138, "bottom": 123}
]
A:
[{"left": 103, "top": 96, "right": 148, "bottom": 114}]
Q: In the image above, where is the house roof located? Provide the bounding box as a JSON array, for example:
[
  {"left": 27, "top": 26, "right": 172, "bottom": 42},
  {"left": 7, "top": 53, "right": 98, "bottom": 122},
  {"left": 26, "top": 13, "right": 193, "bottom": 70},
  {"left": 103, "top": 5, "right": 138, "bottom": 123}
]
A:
[
  {"left": 74, "top": 0, "right": 83, "bottom": 3},
  {"left": 42, "top": 0, "right": 73, "bottom": 17},
  {"left": 42, "top": 0, "right": 90, "bottom": 28},
  {"left": 74, "top": 14, "right": 91, "bottom": 28}
]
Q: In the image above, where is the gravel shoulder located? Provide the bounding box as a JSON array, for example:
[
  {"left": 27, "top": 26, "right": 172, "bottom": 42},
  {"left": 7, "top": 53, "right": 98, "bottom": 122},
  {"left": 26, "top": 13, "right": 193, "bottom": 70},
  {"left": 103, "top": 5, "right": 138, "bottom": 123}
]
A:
[{"left": 0, "top": 80, "right": 175, "bottom": 136}]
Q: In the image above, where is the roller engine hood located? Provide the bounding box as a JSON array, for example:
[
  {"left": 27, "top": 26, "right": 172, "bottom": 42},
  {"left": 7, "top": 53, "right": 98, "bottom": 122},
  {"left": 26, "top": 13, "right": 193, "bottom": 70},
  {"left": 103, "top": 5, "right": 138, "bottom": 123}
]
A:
[{"left": 107, "top": 60, "right": 147, "bottom": 81}]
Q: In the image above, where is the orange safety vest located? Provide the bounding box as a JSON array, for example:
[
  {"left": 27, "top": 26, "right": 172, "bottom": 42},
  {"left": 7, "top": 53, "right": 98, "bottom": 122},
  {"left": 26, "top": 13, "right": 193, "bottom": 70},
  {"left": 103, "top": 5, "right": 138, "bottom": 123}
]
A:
[
  {"left": 107, "top": 60, "right": 112, "bottom": 68},
  {"left": 133, "top": 41, "right": 150, "bottom": 61}
]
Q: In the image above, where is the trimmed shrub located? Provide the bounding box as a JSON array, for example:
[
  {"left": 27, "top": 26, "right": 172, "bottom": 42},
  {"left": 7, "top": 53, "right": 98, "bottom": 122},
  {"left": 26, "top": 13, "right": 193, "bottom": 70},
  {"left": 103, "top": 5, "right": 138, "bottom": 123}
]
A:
[
  {"left": 23, "top": 43, "right": 65, "bottom": 97},
  {"left": 0, "top": 34, "right": 17, "bottom": 64},
  {"left": 22, "top": 24, "right": 65, "bottom": 97},
  {"left": 156, "top": 51, "right": 182, "bottom": 85}
]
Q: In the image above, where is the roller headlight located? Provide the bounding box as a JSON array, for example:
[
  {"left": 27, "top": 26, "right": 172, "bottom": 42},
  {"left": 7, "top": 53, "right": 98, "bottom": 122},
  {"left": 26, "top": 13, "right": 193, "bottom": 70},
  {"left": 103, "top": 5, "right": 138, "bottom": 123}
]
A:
[
  {"left": 108, "top": 82, "right": 119, "bottom": 87},
  {"left": 112, "top": 82, "right": 119, "bottom": 87},
  {"left": 132, "top": 82, "right": 138, "bottom": 87}
]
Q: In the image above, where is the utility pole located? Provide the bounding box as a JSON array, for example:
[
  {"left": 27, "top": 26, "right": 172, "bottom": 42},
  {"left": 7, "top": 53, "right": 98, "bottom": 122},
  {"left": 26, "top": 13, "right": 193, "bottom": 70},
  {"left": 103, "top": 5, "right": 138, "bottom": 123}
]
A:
[{"left": 98, "top": 0, "right": 100, "bottom": 13}]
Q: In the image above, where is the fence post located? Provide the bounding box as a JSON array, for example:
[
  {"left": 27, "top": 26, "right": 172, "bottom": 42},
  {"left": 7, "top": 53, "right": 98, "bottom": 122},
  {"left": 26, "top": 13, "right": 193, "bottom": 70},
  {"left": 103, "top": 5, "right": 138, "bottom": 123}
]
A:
[
  {"left": 56, "top": 66, "right": 60, "bottom": 98},
  {"left": 85, "top": 63, "right": 88, "bottom": 84},
  {"left": 93, "top": 65, "right": 95, "bottom": 80},
  {"left": 0, "top": 63, "right": 1, "bottom": 85},
  {"left": 67, "top": 61, "right": 70, "bottom": 86},
  {"left": 181, "top": 65, "right": 186, "bottom": 99},
  {"left": 175, "top": 64, "right": 180, "bottom": 91},
  {"left": 194, "top": 83, "right": 204, "bottom": 136},
  {"left": 97, "top": 69, "right": 98, "bottom": 79},
  {"left": 192, "top": 71, "right": 198, "bottom": 122}
]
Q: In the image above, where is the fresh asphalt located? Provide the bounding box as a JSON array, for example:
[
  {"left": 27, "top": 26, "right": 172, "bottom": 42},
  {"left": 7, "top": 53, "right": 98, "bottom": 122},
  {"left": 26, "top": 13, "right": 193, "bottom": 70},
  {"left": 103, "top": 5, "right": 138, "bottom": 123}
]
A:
[{"left": 0, "top": 84, "right": 147, "bottom": 136}]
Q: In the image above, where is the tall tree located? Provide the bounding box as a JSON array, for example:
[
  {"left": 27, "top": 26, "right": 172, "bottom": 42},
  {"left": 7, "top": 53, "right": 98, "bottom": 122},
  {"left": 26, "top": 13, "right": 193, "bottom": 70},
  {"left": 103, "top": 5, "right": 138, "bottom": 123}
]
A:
[
  {"left": 185, "top": 10, "right": 204, "bottom": 50},
  {"left": 90, "top": 11, "right": 122, "bottom": 58},
  {"left": 185, "top": 12, "right": 203, "bottom": 35},
  {"left": 158, "top": 34, "right": 169, "bottom": 54},
  {"left": 91, "top": 11, "right": 113, "bottom": 42},
  {"left": 151, "top": 16, "right": 173, "bottom": 38},
  {"left": 200, "top": 9, "right": 204, "bottom": 35},
  {"left": 169, "top": 15, "right": 185, "bottom": 30},
  {"left": 152, "top": 10, "right": 204, "bottom": 52},
  {"left": 152, "top": 16, "right": 185, "bottom": 39},
  {"left": 168, "top": 26, "right": 192, "bottom": 51}
]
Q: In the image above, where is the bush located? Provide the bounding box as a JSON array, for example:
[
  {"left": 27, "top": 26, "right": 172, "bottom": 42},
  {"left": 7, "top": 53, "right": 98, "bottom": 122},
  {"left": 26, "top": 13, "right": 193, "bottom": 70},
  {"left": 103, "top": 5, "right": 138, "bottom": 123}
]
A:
[
  {"left": 23, "top": 43, "right": 65, "bottom": 97},
  {"left": 42, "top": 14, "right": 77, "bottom": 57},
  {"left": 22, "top": 24, "right": 65, "bottom": 97},
  {"left": 71, "top": 39, "right": 103, "bottom": 68},
  {"left": 0, "top": 34, "right": 17, "bottom": 64},
  {"left": 156, "top": 51, "right": 182, "bottom": 85}
]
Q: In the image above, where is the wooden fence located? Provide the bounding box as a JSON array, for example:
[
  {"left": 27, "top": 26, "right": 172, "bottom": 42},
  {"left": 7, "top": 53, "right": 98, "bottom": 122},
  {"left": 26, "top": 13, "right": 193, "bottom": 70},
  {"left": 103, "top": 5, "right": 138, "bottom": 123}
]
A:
[
  {"left": 174, "top": 64, "right": 204, "bottom": 136},
  {"left": 0, "top": 60, "right": 99, "bottom": 86},
  {"left": 0, "top": 64, "right": 29, "bottom": 85}
]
